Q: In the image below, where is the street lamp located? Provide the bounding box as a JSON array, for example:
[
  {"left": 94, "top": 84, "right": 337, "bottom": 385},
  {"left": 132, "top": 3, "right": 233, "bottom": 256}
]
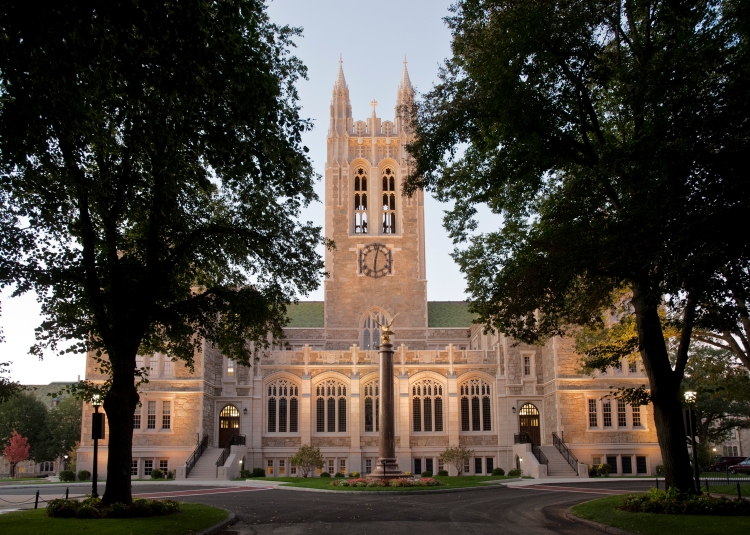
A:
[
  {"left": 91, "top": 395, "right": 105, "bottom": 499},
  {"left": 683, "top": 391, "right": 700, "bottom": 492},
  {"left": 63, "top": 454, "right": 69, "bottom": 471}
]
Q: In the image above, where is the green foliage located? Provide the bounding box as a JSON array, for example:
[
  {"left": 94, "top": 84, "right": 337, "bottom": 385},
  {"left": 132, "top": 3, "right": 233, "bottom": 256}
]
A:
[
  {"left": 440, "top": 445, "right": 474, "bottom": 476},
  {"left": 333, "top": 472, "right": 344, "bottom": 478},
  {"left": 290, "top": 444, "right": 324, "bottom": 477},
  {"left": 0, "top": 393, "right": 52, "bottom": 461},
  {"left": 598, "top": 463, "right": 611, "bottom": 476},
  {"left": 150, "top": 468, "right": 163, "bottom": 480},
  {"left": 58, "top": 470, "right": 75, "bottom": 482},
  {"left": 77, "top": 470, "right": 90, "bottom": 481},
  {"left": 319, "top": 472, "right": 331, "bottom": 478},
  {"left": 656, "top": 465, "right": 665, "bottom": 476},
  {"left": 46, "top": 397, "right": 82, "bottom": 461},
  {"left": 0, "top": 362, "right": 22, "bottom": 404},
  {"left": 492, "top": 467, "right": 505, "bottom": 476},
  {"left": 620, "top": 487, "right": 750, "bottom": 515},
  {"left": 421, "top": 471, "right": 433, "bottom": 477},
  {"left": 507, "top": 469, "right": 522, "bottom": 477},
  {"left": 348, "top": 471, "right": 360, "bottom": 477},
  {"left": 438, "top": 469, "right": 449, "bottom": 476},
  {"left": 46, "top": 497, "right": 182, "bottom": 518},
  {"left": 250, "top": 468, "right": 266, "bottom": 478}
]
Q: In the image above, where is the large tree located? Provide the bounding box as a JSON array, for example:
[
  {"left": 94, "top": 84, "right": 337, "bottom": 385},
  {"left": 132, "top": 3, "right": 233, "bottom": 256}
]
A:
[
  {"left": 0, "top": 1, "right": 325, "bottom": 504},
  {"left": 0, "top": 393, "right": 51, "bottom": 462},
  {"left": 405, "top": 0, "right": 750, "bottom": 492}
]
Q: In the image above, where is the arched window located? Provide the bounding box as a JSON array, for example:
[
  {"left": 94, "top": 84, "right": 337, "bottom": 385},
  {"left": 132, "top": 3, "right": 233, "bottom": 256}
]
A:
[
  {"left": 267, "top": 380, "right": 299, "bottom": 433},
  {"left": 363, "top": 381, "right": 380, "bottom": 432},
  {"left": 315, "top": 379, "right": 347, "bottom": 433},
  {"left": 382, "top": 168, "right": 396, "bottom": 234},
  {"left": 361, "top": 311, "right": 389, "bottom": 350},
  {"left": 354, "top": 167, "right": 368, "bottom": 234},
  {"left": 460, "top": 379, "right": 491, "bottom": 431},
  {"left": 412, "top": 379, "right": 444, "bottom": 432}
]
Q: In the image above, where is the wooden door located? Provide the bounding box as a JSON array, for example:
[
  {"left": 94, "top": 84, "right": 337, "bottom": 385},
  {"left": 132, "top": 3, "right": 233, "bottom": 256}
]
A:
[
  {"left": 518, "top": 403, "right": 541, "bottom": 445},
  {"left": 219, "top": 405, "right": 240, "bottom": 447}
]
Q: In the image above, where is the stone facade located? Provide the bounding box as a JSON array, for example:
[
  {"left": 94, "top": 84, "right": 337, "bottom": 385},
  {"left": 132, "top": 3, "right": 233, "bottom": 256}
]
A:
[{"left": 77, "top": 61, "right": 662, "bottom": 479}]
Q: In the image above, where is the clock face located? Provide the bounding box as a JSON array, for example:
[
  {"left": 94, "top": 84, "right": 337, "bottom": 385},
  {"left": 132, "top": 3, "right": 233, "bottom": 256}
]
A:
[{"left": 359, "top": 243, "right": 392, "bottom": 278}]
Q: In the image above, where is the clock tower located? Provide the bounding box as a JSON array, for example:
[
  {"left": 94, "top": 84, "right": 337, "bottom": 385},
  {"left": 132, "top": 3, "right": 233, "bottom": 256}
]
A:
[{"left": 323, "top": 59, "right": 428, "bottom": 349}]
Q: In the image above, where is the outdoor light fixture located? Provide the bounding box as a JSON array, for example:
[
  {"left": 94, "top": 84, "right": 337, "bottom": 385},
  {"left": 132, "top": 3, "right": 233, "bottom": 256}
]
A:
[
  {"left": 512, "top": 406, "right": 516, "bottom": 414},
  {"left": 91, "top": 395, "right": 105, "bottom": 499},
  {"left": 684, "top": 391, "right": 697, "bottom": 404},
  {"left": 243, "top": 407, "right": 248, "bottom": 415},
  {"left": 683, "top": 391, "right": 700, "bottom": 490}
]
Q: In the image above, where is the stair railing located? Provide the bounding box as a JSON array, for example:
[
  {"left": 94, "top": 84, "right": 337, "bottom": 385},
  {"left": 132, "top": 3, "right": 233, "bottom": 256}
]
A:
[
  {"left": 552, "top": 432, "right": 579, "bottom": 475},
  {"left": 513, "top": 432, "right": 548, "bottom": 466},
  {"left": 215, "top": 434, "right": 246, "bottom": 476},
  {"left": 185, "top": 434, "right": 209, "bottom": 477}
]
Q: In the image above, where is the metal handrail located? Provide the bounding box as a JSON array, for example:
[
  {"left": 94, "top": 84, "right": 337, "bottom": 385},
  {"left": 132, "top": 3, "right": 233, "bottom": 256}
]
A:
[
  {"left": 513, "top": 432, "right": 548, "bottom": 465},
  {"left": 552, "top": 432, "right": 579, "bottom": 475},
  {"left": 215, "top": 434, "right": 246, "bottom": 475},
  {"left": 185, "top": 435, "right": 208, "bottom": 477}
]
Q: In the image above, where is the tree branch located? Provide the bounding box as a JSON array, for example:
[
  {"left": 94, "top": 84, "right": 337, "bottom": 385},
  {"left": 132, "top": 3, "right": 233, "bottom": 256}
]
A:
[{"left": 674, "top": 290, "right": 699, "bottom": 380}]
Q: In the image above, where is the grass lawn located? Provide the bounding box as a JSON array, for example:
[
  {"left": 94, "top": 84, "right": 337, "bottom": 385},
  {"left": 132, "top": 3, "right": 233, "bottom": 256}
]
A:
[
  {"left": 571, "top": 495, "right": 749, "bottom": 535},
  {"left": 0, "top": 503, "right": 227, "bottom": 535},
  {"left": 704, "top": 483, "right": 750, "bottom": 496},
  {"left": 275, "top": 475, "right": 520, "bottom": 491}
]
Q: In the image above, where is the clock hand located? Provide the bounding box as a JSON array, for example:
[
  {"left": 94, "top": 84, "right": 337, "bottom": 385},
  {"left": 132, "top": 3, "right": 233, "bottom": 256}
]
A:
[{"left": 373, "top": 247, "right": 379, "bottom": 272}]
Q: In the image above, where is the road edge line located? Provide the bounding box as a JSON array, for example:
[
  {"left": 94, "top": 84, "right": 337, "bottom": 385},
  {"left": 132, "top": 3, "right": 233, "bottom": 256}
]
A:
[{"left": 195, "top": 509, "right": 236, "bottom": 535}]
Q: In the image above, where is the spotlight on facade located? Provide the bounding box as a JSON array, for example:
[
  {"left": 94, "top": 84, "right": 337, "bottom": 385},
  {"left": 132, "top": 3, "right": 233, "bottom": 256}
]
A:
[{"left": 684, "top": 391, "right": 697, "bottom": 404}]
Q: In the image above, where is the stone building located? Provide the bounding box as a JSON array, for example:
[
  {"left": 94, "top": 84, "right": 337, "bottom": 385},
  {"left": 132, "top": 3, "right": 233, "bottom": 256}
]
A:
[{"left": 77, "top": 61, "right": 662, "bottom": 479}]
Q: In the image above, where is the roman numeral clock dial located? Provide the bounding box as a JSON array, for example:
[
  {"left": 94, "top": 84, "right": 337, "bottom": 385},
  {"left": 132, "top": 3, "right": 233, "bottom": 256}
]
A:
[{"left": 359, "top": 243, "right": 392, "bottom": 278}]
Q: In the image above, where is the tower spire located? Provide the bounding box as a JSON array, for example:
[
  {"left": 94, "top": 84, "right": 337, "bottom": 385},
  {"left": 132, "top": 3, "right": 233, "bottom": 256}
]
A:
[
  {"left": 334, "top": 54, "right": 347, "bottom": 90},
  {"left": 399, "top": 55, "right": 412, "bottom": 91}
]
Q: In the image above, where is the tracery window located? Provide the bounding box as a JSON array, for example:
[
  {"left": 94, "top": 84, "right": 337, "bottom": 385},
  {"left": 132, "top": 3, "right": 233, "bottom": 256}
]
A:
[
  {"left": 353, "top": 168, "right": 368, "bottom": 234},
  {"left": 315, "top": 380, "right": 347, "bottom": 433},
  {"left": 267, "top": 380, "right": 299, "bottom": 433},
  {"left": 412, "top": 379, "right": 444, "bottom": 432},
  {"left": 361, "top": 311, "right": 388, "bottom": 350},
  {"left": 460, "top": 379, "right": 491, "bottom": 431},
  {"left": 382, "top": 168, "right": 396, "bottom": 234},
  {"left": 363, "top": 381, "right": 379, "bottom": 432}
]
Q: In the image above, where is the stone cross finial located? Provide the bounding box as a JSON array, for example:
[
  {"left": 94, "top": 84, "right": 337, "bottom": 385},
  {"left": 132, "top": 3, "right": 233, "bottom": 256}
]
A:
[{"left": 370, "top": 99, "right": 378, "bottom": 114}]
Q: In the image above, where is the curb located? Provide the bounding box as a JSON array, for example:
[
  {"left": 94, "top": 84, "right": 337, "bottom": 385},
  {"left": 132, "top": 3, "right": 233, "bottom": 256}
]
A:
[
  {"left": 196, "top": 510, "right": 235, "bottom": 535},
  {"left": 277, "top": 484, "right": 506, "bottom": 495},
  {"left": 565, "top": 505, "right": 637, "bottom": 535}
]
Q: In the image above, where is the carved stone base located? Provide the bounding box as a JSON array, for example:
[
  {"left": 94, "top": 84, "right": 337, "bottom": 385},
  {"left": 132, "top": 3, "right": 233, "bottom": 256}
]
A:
[{"left": 366, "top": 457, "right": 405, "bottom": 480}]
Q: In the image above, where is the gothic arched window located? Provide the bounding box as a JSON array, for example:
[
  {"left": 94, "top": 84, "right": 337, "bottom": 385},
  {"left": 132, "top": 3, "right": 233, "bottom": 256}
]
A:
[
  {"left": 354, "top": 168, "right": 368, "bottom": 234},
  {"left": 315, "top": 379, "right": 347, "bottom": 433},
  {"left": 412, "top": 379, "right": 444, "bottom": 432},
  {"left": 460, "top": 379, "right": 491, "bottom": 432},
  {"left": 363, "top": 380, "right": 380, "bottom": 432},
  {"left": 267, "top": 380, "right": 299, "bottom": 433},
  {"left": 382, "top": 168, "right": 396, "bottom": 234},
  {"left": 361, "top": 311, "right": 388, "bottom": 350}
]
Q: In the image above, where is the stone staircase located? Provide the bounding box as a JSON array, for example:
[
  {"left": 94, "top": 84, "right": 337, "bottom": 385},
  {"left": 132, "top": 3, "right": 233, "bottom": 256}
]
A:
[
  {"left": 540, "top": 445, "right": 579, "bottom": 477},
  {"left": 187, "top": 447, "right": 223, "bottom": 479}
]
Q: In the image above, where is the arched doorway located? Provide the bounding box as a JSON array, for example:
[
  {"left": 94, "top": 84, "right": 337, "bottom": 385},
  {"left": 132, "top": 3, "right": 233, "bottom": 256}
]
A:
[
  {"left": 219, "top": 405, "right": 240, "bottom": 447},
  {"left": 518, "top": 403, "right": 541, "bottom": 445}
]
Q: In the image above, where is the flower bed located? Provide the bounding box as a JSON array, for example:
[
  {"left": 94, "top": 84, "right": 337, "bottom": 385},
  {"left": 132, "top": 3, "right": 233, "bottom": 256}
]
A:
[
  {"left": 619, "top": 488, "right": 750, "bottom": 516},
  {"left": 47, "top": 497, "right": 182, "bottom": 519},
  {"left": 330, "top": 477, "right": 441, "bottom": 488}
]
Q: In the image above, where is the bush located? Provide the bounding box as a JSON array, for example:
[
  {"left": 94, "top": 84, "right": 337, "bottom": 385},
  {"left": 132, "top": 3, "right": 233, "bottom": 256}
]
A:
[
  {"left": 150, "top": 468, "right": 164, "bottom": 479},
  {"left": 320, "top": 472, "right": 331, "bottom": 477},
  {"left": 655, "top": 464, "right": 665, "bottom": 476},
  {"left": 59, "top": 470, "right": 76, "bottom": 482},
  {"left": 620, "top": 488, "right": 750, "bottom": 516},
  {"left": 403, "top": 471, "right": 412, "bottom": 476},
  {"left": 166, "top": 470, "right": 175, "bottom": 479},
  {"left": 492, "top": 467, "right": 505, "bottom": 476},
  {"left": 47, "top": 497, "right": 182, "bottom": 519},
  {"left": 437, "top": 470, "right": 449, "bottom": 476},
  {"left": 250, "top": 468, "right": 265, "bottom": 477},
  {"left": 349, "top": 471, "right": 360, "bottom": 478},
  {"left": 333, "top": 472, "right": 344, "bottom": 478},
  {"left": 77, "top": 470, "right": 91, "bottom": 481},
  {"left": 239, "top": 469, "right": 251, "bottom": 478},
  {"left": 421, "top": 471, "right": 433, "bottom": 478},
  {"left": 597, "top": 463, "right": 611, "bottom": 476},
  {"left": 507, "top": 468, "right": 522, "bottom": 477},
  {"left": 588, "top": 464, "right": 598, "bottom": 477}
]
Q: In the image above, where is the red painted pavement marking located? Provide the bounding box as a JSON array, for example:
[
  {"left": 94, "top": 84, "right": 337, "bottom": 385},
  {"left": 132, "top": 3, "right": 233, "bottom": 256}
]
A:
[
  {"left": 513, "top": 485, "right": 630, "bottom": 495},
  {"left": 134, "top": 486, "right": 274, "bottom": 499}
]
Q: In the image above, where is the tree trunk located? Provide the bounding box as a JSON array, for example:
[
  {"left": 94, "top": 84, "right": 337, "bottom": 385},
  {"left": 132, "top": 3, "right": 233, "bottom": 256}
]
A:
[
  {"left": 632, "top": 284, "right": 695, "bottom": 493},
  {"left": 101, "top": 366, "right": 139, "bottom": 505}
]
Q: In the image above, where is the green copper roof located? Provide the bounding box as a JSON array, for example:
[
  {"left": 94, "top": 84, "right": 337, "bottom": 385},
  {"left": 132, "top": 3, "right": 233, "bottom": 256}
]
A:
[
  {"left": 428, "top": 301, "right": 476, "bottom": 328},
  {"left": 286, "top": 301, "right": 325, "bottom": 328},
  {"left": 284, "top": 301, "right": 475, "bottom": 329}
]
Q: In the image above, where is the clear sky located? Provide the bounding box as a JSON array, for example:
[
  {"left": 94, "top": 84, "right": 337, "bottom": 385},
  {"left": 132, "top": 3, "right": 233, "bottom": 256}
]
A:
[{"left": 1, "top": 0, "right": 498, "bottom": 384}]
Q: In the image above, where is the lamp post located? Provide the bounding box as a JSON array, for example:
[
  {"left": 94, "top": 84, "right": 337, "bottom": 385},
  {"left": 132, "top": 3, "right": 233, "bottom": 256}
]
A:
[
  {"left": 91, "top": 395, "right": 105, "bottom": 498},
  {"left": 684, "top": 391, "right": 700, "bottom": 492}
]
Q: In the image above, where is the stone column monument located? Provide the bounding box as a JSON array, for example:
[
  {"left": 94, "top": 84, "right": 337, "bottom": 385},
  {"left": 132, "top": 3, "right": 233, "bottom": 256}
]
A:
[{"left": 367, "top": 314, "right": 405, "bottom": 480}]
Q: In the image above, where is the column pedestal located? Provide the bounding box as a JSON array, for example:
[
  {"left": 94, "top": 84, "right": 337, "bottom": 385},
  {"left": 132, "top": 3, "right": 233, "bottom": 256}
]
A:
[{"left": 368, "top": 342, "right": 405, "bottom": 480}]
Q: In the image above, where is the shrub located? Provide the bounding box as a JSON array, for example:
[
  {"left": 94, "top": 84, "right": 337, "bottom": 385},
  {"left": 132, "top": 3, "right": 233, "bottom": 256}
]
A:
[
  {"left": 597, "top": 463, "right": 611, "bottom": 476},
  {"left": 588, "top": 464, "right": 598, "bottom": 477},
  {"left": 437, "top": 470, "right": 449, "bottom": 476},
  {"left": 333, "top": 472, "right": 344, "bottom": 478},
  {"left": 59, "top": 470, "right": 76, "bottom": 482},
  {"left": 655, "top": 465, "right": 665, "bottom": 476},
  {"left": 349, "top": 471, "right": 360, "bottom": 478},
  {"left": 166, "top": 470, "right": 175, "bottom": 479},
  {"left": 240, "top": 469, "right": 252, "bottom": 478},
  {"left": 77, "top": 470, "right": 91, "bottom": 481},
  {"left": 403, "top": 471, "right": 411, "bottom": 476},
  {"left": 46, "top": 499, "right": 79, "bottom": 518},
  {"left": 507, "top": 468, "right": 522, "bottom": 477},
  {"left": 492, "top": 467, "right": 505, "bottom": 476},
  {"left": 250, "top": 468, "right": 266, "bottom": 477},
  {"left": 150, "top": 468, "right": 164, "bottom": 479},
  {"left": 320, "top": 472, "right": 331, "bottom": 477},
  {"left": 421, "top": 471, "right": 433, "bottom": 478},
  {"left": 47, "top": 498, "right": 182, "bottom": 519},
  {"left": 620, "top": 488, "right": 750, "bottom": 516}
]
